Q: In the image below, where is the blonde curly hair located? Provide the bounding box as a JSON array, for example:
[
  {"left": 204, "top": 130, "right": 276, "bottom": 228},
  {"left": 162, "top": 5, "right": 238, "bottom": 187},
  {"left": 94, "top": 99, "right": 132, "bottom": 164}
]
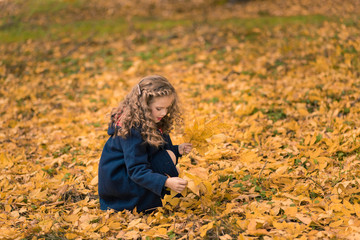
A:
[{"left": 110, "top": 75, "right": 182, "bottom": 147}]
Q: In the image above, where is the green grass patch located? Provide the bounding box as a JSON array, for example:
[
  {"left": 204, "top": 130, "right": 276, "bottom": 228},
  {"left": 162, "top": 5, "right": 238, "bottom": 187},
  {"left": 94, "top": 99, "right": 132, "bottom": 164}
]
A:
[
  {"left": 0, "top": 18, "right": 126, "bottom": 43},
  {"left": 0, "top": 16, "right": 193, "bottom": 43},
  {"left": 0, "top": 11, "right": 348, "bottom": 43},
  {"left": 132, "top": 17, "right": 192, "bottom": 31},
  {"left": 218, "top": 14, "right": 333, "bottom": 29}
]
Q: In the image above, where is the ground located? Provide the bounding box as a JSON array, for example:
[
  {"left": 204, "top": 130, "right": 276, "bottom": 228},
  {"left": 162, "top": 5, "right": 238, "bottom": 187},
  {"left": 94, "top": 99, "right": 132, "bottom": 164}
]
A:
[{"left": 1, "top": 0, "right": 360, "bottom": 239}]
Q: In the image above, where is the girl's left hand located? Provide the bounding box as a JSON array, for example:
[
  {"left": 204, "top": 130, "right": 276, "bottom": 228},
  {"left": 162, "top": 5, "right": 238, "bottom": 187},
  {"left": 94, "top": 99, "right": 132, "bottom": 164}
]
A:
[{"left": 179, "top": 143, "right": 192, "bottom": 155}]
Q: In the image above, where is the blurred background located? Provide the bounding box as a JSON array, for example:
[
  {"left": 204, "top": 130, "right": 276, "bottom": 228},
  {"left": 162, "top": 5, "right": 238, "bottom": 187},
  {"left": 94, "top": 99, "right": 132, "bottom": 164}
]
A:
[{"left": 1, "top": 1, "right": 360, "bottom": 239}]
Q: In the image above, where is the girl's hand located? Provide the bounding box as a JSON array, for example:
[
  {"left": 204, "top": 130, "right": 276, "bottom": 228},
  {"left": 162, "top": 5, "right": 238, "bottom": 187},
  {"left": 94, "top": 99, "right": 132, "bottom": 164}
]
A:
[
  {"left": 179, "top": 143, "right": 192, "bottom": 155},
  {"left": 165, "top": 177, "right": 188, "bottom": 193}
]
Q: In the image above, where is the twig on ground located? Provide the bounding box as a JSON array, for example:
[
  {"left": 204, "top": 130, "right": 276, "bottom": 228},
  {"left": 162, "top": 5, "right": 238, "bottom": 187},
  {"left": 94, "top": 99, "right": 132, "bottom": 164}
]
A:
[
  {"left": 306, "top": 177, "right": 326, "bottom": 192},
  {"left": 258, "top": 160, "right": 268, "bottom": 183},
  {"left": 223, "top": 70, "right": 241, "bottom": 81}
]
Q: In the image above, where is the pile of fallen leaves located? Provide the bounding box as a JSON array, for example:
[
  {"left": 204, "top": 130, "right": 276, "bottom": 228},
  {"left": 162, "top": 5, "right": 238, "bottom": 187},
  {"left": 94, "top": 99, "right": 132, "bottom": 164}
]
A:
[{"left": 1, "top": 0, "right": 360, "bottom": 239}]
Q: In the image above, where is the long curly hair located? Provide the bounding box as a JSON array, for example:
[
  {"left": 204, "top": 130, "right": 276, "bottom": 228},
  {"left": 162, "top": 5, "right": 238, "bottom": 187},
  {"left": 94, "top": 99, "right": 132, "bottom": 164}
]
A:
[{"left": 110, "top": 75, "right": 182, "bottom": 147}]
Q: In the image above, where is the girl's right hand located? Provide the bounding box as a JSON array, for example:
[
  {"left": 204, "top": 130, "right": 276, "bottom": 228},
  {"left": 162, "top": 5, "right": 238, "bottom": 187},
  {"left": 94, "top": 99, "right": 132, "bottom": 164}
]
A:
[
  {"left": 179, "top": 143, "right": 192, "bottom": 155},
  {"left": 165, "top": 177, "right": 188, "bottom": 193}
]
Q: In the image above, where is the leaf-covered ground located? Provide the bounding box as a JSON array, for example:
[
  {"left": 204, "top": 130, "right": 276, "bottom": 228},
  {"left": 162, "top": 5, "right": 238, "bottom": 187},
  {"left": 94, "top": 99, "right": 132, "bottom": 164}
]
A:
[{"left": 1, "top": 0, "right": 360, "bottom": 239}]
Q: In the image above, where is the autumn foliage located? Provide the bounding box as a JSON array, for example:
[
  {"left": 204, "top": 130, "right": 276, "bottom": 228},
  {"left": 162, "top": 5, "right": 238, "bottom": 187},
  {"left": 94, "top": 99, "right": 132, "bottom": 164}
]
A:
[{"left": 1, "top": 0, "right": 360, "bottom": 239}]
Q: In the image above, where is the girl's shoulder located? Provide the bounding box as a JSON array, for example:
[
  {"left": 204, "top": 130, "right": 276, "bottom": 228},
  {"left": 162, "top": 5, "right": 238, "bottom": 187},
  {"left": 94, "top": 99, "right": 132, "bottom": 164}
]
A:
[{"left": 107, "top": 123, "right": 140, "bottom": 138}]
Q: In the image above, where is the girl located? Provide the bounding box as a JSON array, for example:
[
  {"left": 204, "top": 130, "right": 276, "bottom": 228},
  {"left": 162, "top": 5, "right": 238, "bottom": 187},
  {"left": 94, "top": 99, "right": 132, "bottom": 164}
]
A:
[{"left": 98, "top": 75, "right": 192, "bottom": 213}]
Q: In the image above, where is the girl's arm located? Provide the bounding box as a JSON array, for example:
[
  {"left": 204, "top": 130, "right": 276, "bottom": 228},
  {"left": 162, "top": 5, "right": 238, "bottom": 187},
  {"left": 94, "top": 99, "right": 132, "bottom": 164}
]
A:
[{"left": 120, "top": 129, "right": 168, "bottom": 197}]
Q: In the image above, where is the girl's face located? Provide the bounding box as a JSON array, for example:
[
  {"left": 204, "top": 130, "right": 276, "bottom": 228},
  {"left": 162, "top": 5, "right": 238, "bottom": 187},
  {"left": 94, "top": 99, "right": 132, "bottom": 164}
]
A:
[{"left": 149, "top": 95, "right": 174, "bottom": 123}]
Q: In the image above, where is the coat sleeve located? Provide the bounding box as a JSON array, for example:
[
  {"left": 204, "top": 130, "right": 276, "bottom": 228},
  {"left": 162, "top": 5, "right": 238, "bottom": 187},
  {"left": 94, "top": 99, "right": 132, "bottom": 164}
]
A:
[{"left": 120, "top": 129, "right": 168, "bottom": 196}]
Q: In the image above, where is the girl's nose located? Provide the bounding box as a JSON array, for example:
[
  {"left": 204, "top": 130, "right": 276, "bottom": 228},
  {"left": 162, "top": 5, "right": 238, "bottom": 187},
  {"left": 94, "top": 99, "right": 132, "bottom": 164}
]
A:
[{"left": 161, "top": 110, "right": 167, "bottom": 116}]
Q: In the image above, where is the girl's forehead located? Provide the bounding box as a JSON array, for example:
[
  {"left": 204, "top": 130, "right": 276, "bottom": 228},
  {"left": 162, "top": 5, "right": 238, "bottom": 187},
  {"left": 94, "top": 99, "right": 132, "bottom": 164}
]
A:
[{"left": 151, "top": 95, "right": 175, "bottom": 106}]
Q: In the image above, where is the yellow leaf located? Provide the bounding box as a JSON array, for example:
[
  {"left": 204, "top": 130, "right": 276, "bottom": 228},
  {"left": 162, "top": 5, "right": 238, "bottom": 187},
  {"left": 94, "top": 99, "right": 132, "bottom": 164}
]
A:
[
  {"left": 184, "top": 117, "right": 229, "bottom": 155},
  {"left": 186, "top": 179, "right": 200, "bottom": 196},
  {"left": 329, "top": 219, "right": 343, "bottom": 228},
  {"left": 5, "top": 205, "right": 11, "bottom": 212},
  {"left": 202, "top": 180, "right": 213, "bottom": 194},
  {"left": 38, "top": 220, "right": 53, "bottom": 232},
  {"left": 273, "top": 221, "right": 285, "bottom": 230},
  {"left": 180, "top": 187, "right": 188, "bottom": 197},
  {"left": 128, "top": 218, "right": 142, "bottom": 229},
  {"left": 247, "top": 219, "right": 257, "bottom": 231},
  {"left": 200, "top": 221, "right": 214, "bottom": 237},
  {"left": 246, "top": 229, "right": 268, "bottom": 236},
  {"left": 0, "top": 227, "right": 19, "bottom": 239},
  {"left": 355, "top": 203, "right": 360, "bottom": 218},
  {"left": 162, "top": 193, "right": 180, "bottom": 206},
  {"left": 0, "top": 153, "right": 13, "bottom": 168},
  {"left": 206, "top": 133, "right": 228, "bottom": 144},
  {"left": 90, "top": 176, "right": 98, "bottom": 186},
  {"left": 309, "top": 134, "right": 317, "bottom": 145},
  {"left": 99, "top": 225, "right": 110, "bottom": 233},
  {"left": 238, "top": 234, "right": 246, "bottom": 240},
  {"left": 298, "top": 108, "right": 309, "bottom": 116},
  {"left": 304, "top": 135, "right": 311, "bottom": 146},
  {"left": 330, "top": 203, "right": 343, "bottom": 212},
  {"left": 64, "top": 233, "right": 78, "bottom": 239},
  {"left": 29, "top": 188, "right": 48, "bottom": 201},
  {"left": 220, "top": 234, "right": 233, "bottom": 240},
  {"left": 182, "top": 172, "right": 203, "bottom": 196},
  {"left": 154, "top": 227, "right": 167, "bottom": 236},
  {"left": 284, "top": 120, "right": 299, "bottom": 131},
  {"left": 63, "top": 214, "right": 79, "bottom": 223},
  {"left": 233, "top": 194, "right": 260, "bottom": 202},
  {"left": 137, "top": 223, "right": 150, "bottom": 230},
  {"left": 124, "top": 230, "right": 140, "bottom": 239},
  {"left": 284, "top": 207, "right": 298, "bottom": 217},
  {"left": 235, "top": 104, "right": 255, "bottom": 116},
  {"left": 343, "top": 200, "right": 354, "bottom": 212},
  {"left": 188, "top": 167, "right": 208, "bottom": 179},
  {"left": 221, "top": 203, "right": 236, "bottom": 216},
  {"left": 295, "top": 214, "right": 312, "bottom": 225},
  {"left": 9, "top": 211, "right": 18, "bottom": 219},
  {"left": 274, "top": 165, "right": 288, "bottom": 175},
  {"left": 116, "top": 230, "right": 126, "bottom": 239}
]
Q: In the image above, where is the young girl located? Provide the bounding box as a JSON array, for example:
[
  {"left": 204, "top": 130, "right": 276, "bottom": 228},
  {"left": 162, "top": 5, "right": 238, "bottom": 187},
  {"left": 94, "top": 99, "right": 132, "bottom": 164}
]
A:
[{"left": 98, "top": 75, "right": 192, "bottom": 213}]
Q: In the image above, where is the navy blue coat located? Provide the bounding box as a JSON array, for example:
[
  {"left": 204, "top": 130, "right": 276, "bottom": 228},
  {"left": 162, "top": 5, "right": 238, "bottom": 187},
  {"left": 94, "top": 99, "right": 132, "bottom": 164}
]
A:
[{"left": 98, "top": 126, "right": 181, "bottom": 212}]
